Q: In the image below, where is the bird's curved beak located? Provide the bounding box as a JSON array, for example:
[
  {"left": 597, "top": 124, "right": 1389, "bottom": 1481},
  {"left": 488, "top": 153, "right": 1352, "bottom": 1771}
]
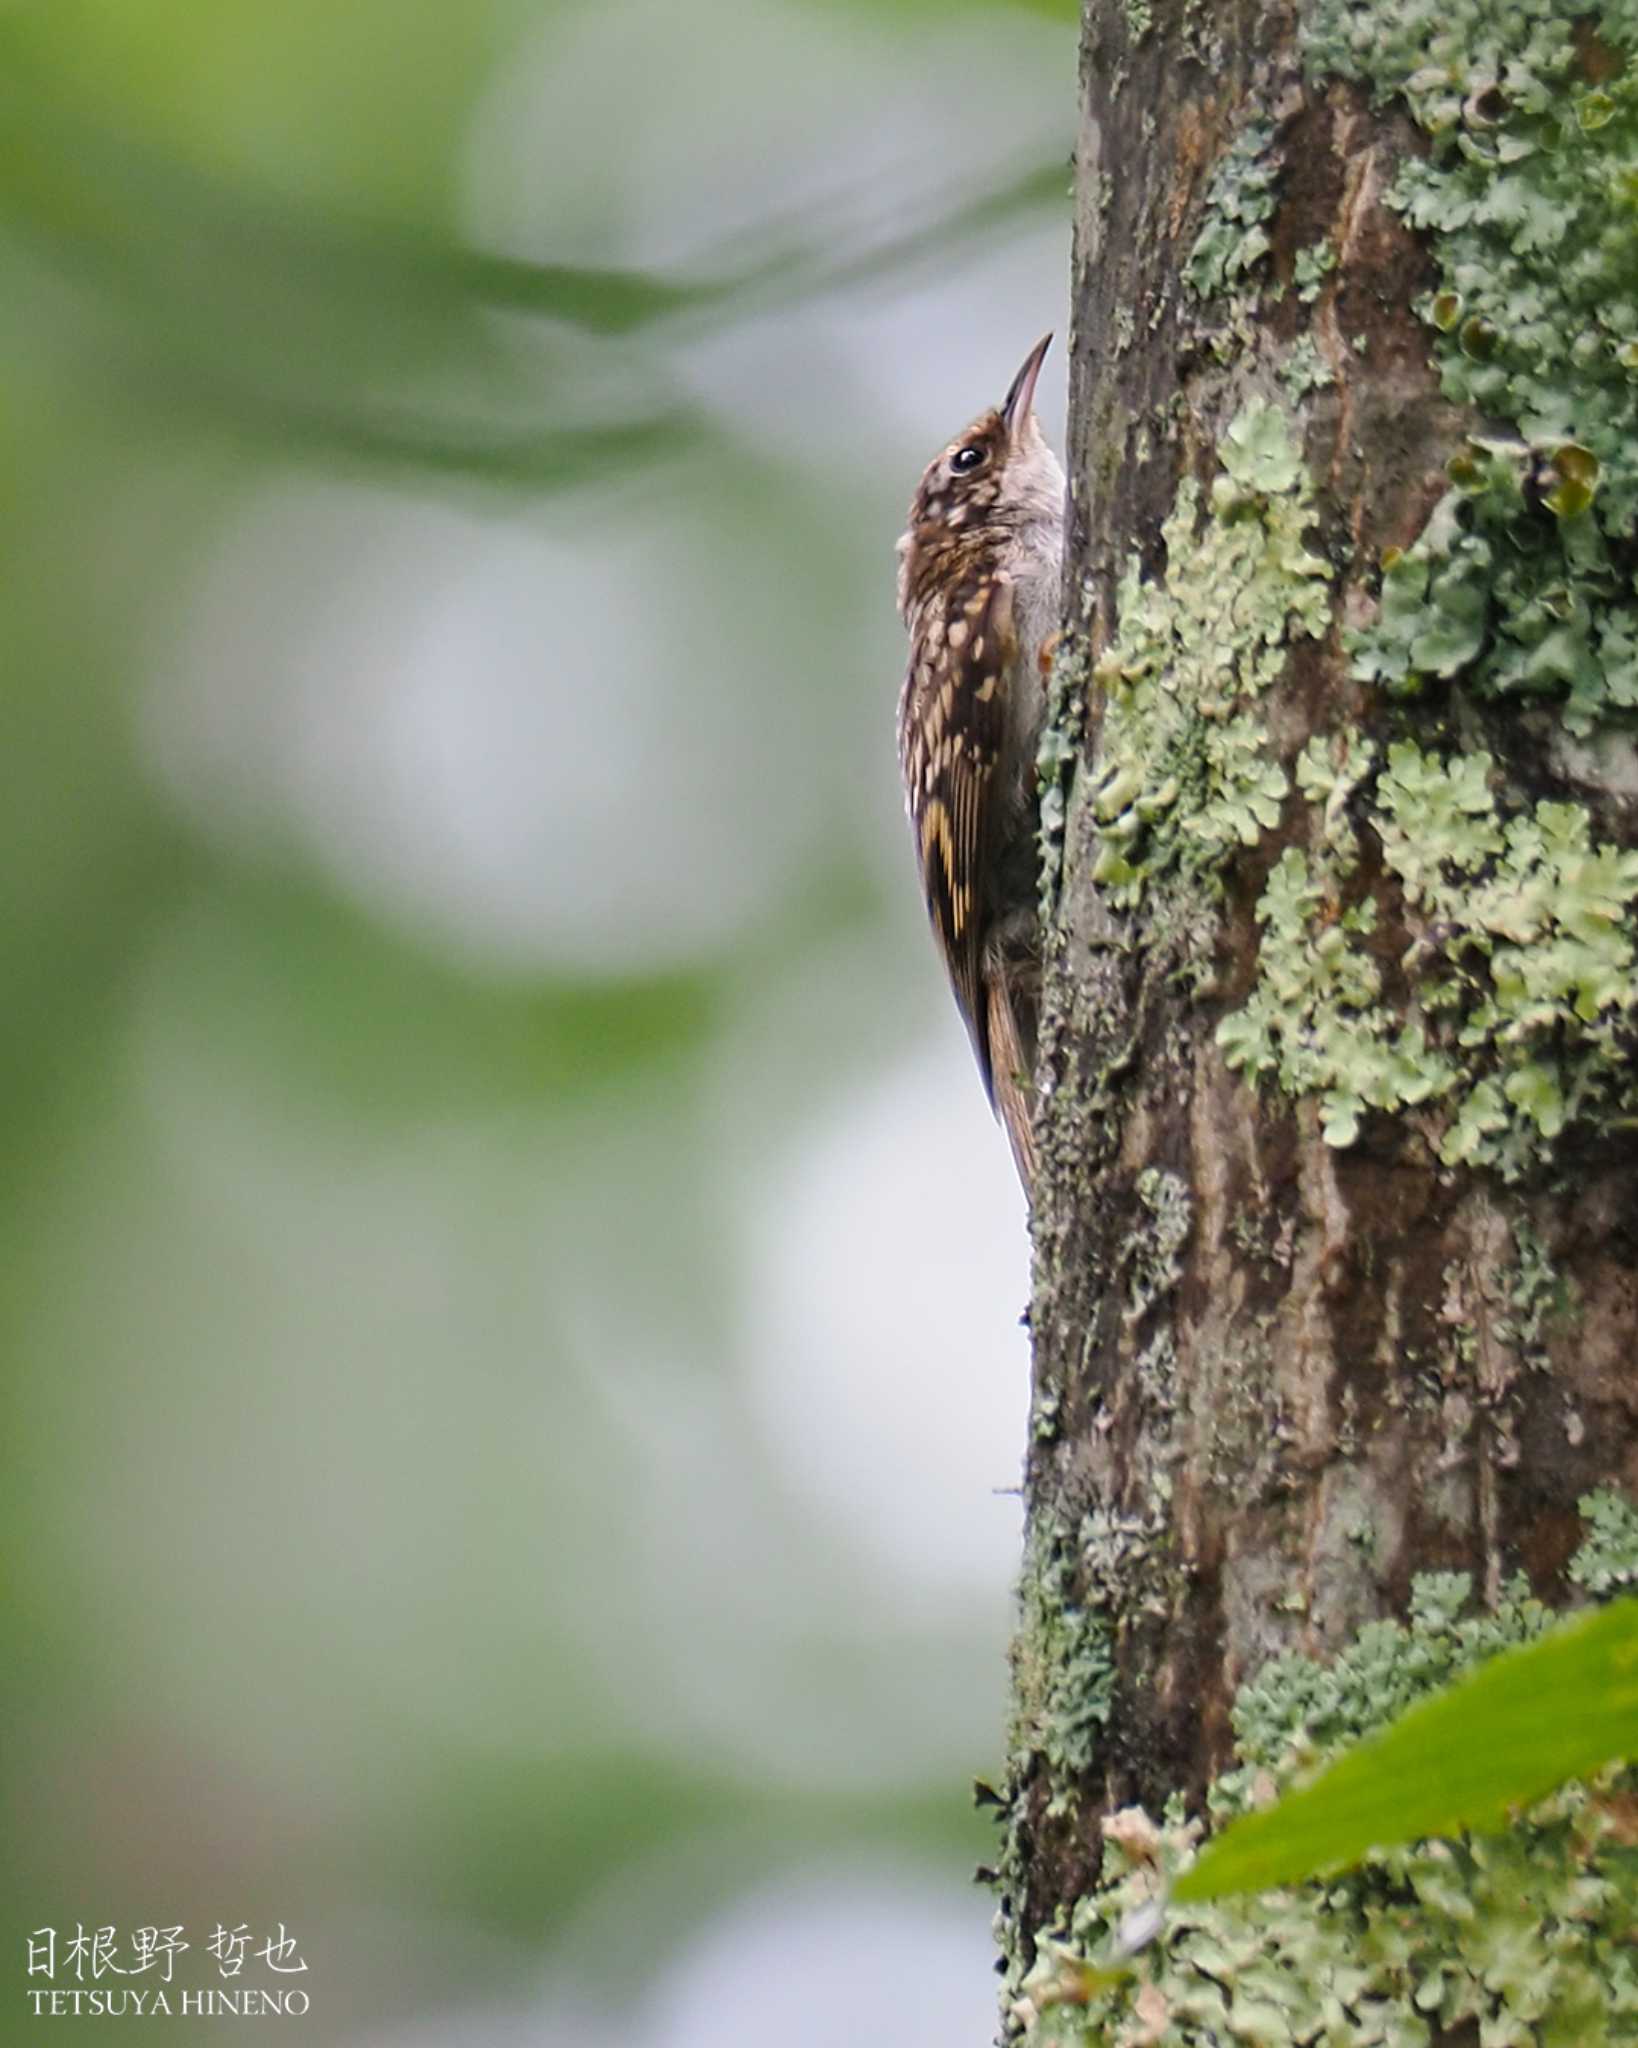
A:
[{"left": 1001, "top": 332, "right": 1052, "bottom": 446}]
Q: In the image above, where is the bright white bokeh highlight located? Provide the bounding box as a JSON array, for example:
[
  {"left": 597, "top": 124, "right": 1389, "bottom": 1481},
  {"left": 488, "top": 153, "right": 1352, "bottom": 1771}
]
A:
[
  {"left": 636, "top": 1867, "right": 997, "bottom": 2048},
  {"left": 740, "top": 1039, "right": 1031, "bottom": 1609},
  {"left": 346, "top": 1863, "right": 996, "bottom": 2048},
  {"left": 140, "top": 479, "right": 828, "bottom": 977}
]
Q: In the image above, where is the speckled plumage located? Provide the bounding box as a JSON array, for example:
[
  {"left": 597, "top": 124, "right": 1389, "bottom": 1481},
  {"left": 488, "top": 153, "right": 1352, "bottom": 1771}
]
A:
[{"left": 896, "top": 335, "right": 1066, "bottom": 1191}]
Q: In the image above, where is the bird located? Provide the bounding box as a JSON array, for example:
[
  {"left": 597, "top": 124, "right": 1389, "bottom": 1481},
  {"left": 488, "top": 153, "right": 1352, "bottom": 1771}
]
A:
[{"left": 895, "top": 333, "right": 1066, "bottom": 1194}]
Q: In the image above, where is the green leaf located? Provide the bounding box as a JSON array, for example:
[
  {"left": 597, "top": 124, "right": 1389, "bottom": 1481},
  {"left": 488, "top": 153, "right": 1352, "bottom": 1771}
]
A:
[{"left": 1173, "top": 1597, "right": 1638, "bottom": 1904}]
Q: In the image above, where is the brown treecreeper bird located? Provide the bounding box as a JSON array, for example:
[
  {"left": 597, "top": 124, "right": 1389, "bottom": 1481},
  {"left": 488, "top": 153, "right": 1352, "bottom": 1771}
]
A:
[{"left": 896, "top": 333, "right": 1066, "bottom": 1192}]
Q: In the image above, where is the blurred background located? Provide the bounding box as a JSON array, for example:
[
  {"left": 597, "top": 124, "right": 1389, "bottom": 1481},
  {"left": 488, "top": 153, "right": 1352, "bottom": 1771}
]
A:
[{"left": 1, "top": 0, "right": 1075, "bottom": 2038}]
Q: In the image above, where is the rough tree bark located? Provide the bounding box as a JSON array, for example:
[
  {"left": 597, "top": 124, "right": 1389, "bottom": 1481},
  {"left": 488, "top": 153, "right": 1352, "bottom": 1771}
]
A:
[{"left": 996, "top": 0, "right": 1638, "bottom": 2038}]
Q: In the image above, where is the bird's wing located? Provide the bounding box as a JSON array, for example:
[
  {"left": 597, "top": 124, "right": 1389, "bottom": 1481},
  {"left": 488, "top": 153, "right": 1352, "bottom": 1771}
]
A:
[{"left": 898, "top": 573, "right": 1017, "bottom": 1099}]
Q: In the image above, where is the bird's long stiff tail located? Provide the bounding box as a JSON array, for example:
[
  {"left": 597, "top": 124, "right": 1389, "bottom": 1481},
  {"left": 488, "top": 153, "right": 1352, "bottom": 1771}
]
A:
[{"left": 985, "top": 969, "right": 1038, "bottom": 1194}]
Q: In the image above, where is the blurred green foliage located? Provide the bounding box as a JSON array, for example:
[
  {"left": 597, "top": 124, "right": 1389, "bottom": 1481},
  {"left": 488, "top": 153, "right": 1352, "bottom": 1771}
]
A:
[{"left": 0, "top": 0, "right": 1071, "bottom": 2039}]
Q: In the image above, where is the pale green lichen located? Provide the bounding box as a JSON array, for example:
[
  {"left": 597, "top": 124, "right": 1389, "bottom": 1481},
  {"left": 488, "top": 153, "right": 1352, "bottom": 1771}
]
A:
[
  {"left": 1294, "top": 724, "right": 1378, "bottom": 864},
  {"left": 1128, "top": 1167, "right": 1192, "bottom": 1324},
  {"left": 1380, "top": 746, "right": 1638, "bottom": 1169},
  {"left": 1020, "top": 1777, "right": 1638, "bottom": 2046},
  {"left": 1131, "top": 1327, "right": 1178, "bottom": 1437},
  {"left": 1293, "top": 237, "right": 1338, "bottom": 304},
  {"left": 1497, "top": 1214, "right": 1565, "bottom": 1360},
  {"left": 1219, "top": 740, "right": 1638, "bottom": 1170},
  {"left": 1306, "top": 0, "right": 1638, "bottom": 734},
  {"left": 1013, "top": 1504, "right": 1170, "bottom": 1800},
  {"left": 1039, "top": 634, "right": 1091, "bottom": 922},
  {"left": 1012, "top": 1511, "right": 1119, "bottom": 1791},
  {"left": 1008, "top": 1536, "right": 1638, "bottom": 2047},
  {"left": 1569, "top": 1488, "right": 1638, "bottom": 1596},
  {"left": 1191, "top": 0, "right": 1638, "bottom": 1186},
  {"left": 1031, "top": 1383, "right": 1064, "bottom": 1446},
  {"left": 1441, "top": 1211, "right": 1570, "bottom": 1372},
  {"left": 1087, "top": 401, "right": 1331, "bottom": 907},
  {"left": 1216, "top": 843, "right": 1450, "bottom": 1149},
  {"left": 1184, "top": 118, "right": 1280, "bottom": 302},
  {"left": 1227, "top": 1570, "right": 1549, "bottom": 1769},
  {"left": 1214, "top": 726, "right": 1449, "bottom": 1148},
  {"left": 998, "top": 1500, "right": 1178, "bottom": 2010},
  {"left": 1279, "top": 333, "right": 1336, "bottom": 402}
]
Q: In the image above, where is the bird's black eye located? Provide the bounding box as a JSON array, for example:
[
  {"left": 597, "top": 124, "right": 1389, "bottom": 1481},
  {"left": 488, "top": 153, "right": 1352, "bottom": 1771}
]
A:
[{"left": 950, "top": 443, "right": 987, "bottom": 475}]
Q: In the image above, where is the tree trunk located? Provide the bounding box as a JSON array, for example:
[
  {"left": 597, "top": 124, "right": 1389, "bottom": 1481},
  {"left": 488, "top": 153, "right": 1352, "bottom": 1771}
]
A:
[{"left": 998, "top": 0, "right": 1638, "bottom": 2034}]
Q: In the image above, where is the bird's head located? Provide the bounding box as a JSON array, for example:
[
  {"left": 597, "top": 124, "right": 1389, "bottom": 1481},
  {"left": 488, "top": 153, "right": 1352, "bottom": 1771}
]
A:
[{"left": 896, "top": 334, "right": 1062, "bottom": 616}]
